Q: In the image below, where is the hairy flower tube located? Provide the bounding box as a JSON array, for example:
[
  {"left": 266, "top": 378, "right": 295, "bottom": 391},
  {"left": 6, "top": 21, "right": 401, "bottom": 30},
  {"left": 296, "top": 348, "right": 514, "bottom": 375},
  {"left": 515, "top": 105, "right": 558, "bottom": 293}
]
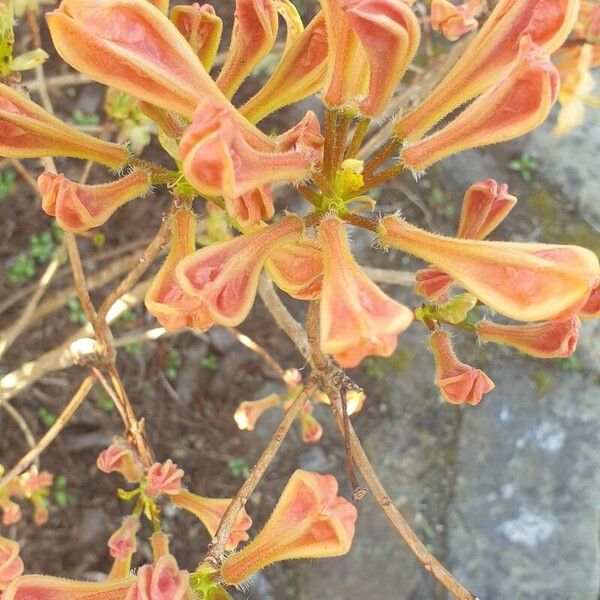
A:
[
  {"left": 402, "top": 38, "right": 560, "bottom": 172},
  {"left": 175, "top": 215, "right": 303, "bottom": 327},
  {"left": 379, "top": 216, "right": 600, "bottom": 322},
  {"left": 430, "top": 0, "right": 483, "bottom": 41},
  {"left": 475, "top": 317, "right": 581, "bottom": 358},
  {"left": 145, "top": 460, "right": 184, "bottom": 498},
  {"left": 394, "top": 0, "right": 578, "bottom": 140},
  {"left": 97, "top": 442, "right": 144, "bottom": 483},
  {"left": 171, "top": 490, "right": 252, "bottom": 551},
  {"left": 38, "top": 170, "right": 150, "bottom": 233},
  {"left": 319, "top": 216, "right": 413, "bottom": 368},
  {"left": 107, "top": 515, "right": 140, "bottom": 580},
  {"left": 145, "top": 209, "right": 215, "bottom": 333},
  {"left": 430, "top": 330, "right": 495, "bottom": 405},
  {"left": 220, "top": 470, "right": 357, "bottom": 584},
  {"left": 234, "top": 393, "right": 280, "bottom": 431},
  {"left": 0, "top": 536, "right": 23, "bottom": 591},
  {"left": 0, "top": 83, "right": 128, "bottom": 167}
]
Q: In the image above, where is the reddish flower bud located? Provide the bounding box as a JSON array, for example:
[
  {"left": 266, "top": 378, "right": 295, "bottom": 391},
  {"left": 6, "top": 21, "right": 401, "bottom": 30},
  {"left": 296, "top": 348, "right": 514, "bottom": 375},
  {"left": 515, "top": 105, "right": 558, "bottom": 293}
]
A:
[
  {"left": 430, "top": 330, "right": 495, "bottom": 405},
  {"left": 0, "top": 501, "right": 21, "bottom": 527},
  {"left": 0, "top": 536, "right": 23, "bottom": 590},
  {"left": 476, "top": 317, "right": 580, "bottom": 358},
  {"left": 216, "top": 0, "right": 278, "bottom": 98},
  {"left": 126, "top": 555, "right": 189, "bottom": 600},
  {"left": 284, "top": 368, "right": 303, "bottom": 389},
  {"left": 394, "top": 0, "right": 578, "bottom": 140},
  {"left": 266, "top": 237, "right": 324, "bottom": 300},
  {"left": 240, "top": 13, "right": 328, "bottom": 124},
  {"left": 430, "top": 0, "right": 482, "bottom": 41},
  {"left": 171, "top": 3, "right": 223, "bottom": 70},
  {"left": 0, "top": 83, "right": 127, "bottom": 168},
  {"left": 379, "top": 215, "right": 600, "bottom": 322},
  {"left": 299, "top": 404, "right": 323, "bottom": 443},
  {"left": 234, "top": 393, "right": 280, "bottom": 431},
  {"left": 97, "top": 442, "right": 144, "bottom": 483},
  {"left": 145, "top": 210, "right": 214, "bottom": 333},
  {"left": 38, "top": 170, "right": 150, "bottom": 233},
  {"left": 31, "top": 495, "right": 49, "bottom": 527},
  {"left": 17, "top": 470, "right": 53, "bottom": 496},
  {"left": 145, "top": 460, "right": 184, "bottom": 498},
  {"left": 171, "top": 490, "right": 252, "bottom": 551},
  {"left": 225, "top": 185, "right": 274, "bottom": 228},
  {"left": 181, "top": 101, "right": 312, "bottom": 198},
  {"left": 402, "top": 38, "right": 560, "bottom": 172},
  {"left": 414, "top": 266, "right": 454, "bottom": 301},
  {"left": 579, "top": 281, "right": 600, "bottom": 319},
  {"left": 319, "top": 216, "right": 413, "bottom": 368},
  {"left": 108, "top": 516, "right": 140, "bottom": 580},
  {"left": 175, "top": 215, "right": 303, "bottom": 326},
  {"left": 342, "top": 0, "right": 421, "bottom": 116},
  {"left": 221, "top": 470, "right": 357, "bottom": 584}
]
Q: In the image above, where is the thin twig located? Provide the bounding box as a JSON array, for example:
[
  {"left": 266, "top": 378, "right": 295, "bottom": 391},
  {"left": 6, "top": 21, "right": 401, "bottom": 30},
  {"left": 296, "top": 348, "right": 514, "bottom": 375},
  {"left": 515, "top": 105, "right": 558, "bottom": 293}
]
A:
[
  {"left": 225, "top": 327, "right": 287, "bottom": 380},
  {"left": 1, "top": 401, "right": 38, "bottom": 467},
  {"left": 361, "top": 266, "right": 414, "bottom": 287}
]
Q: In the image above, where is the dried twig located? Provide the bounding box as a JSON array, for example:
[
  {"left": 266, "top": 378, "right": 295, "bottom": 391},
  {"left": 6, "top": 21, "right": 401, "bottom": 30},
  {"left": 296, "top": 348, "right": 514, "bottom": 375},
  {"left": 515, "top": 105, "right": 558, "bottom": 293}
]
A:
[
  {"left": 1, "top": 401, "right": 37, "bottom": 465},
  {"left": 225, "top": 327, "right": 286, "bottom": 380}
]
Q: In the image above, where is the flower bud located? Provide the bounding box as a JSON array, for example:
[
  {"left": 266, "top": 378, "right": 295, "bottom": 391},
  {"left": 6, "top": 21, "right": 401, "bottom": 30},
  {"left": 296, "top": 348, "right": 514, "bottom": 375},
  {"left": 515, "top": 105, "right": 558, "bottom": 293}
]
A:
[
  {"left": 181, "top": 101, "right": 312, "bottom": 199},
  {"left": 38, "top": 170, "right": 150, "bottom": 233},
  {"left": 476, "top": 317, "right": 580, "bottom": 358},
  {"left": 31, "top": 494, "right": 49, "bottom": 526},
  {"left": 171, "top": 3, "right": 223, "bottom": 70},
  {"left": 313, "top": 389, "right": 365, "bottom": 415},
  {"left": 299, "top": 404, "right": 323, "bottom": 443},
  {"left": 402, "top": 38, "right": 560, "bottom": 172},
  {"left": 414, "top": 266, "right": 454, "bottom": 301},
  {"left": 394, "top": 0, "right": 578, "bottom": 140},
  {"left": 0, "top": 536, "right": 23, "bottom": 590},
  {"left": 108, "top": 515, "right": 140, "bottom": 580},
  {"left": 145, "top": 210, "right": 215, "bottom": 332},
  {"left": 0, "top": 83, "right": 127, "bottom": 167},
  {"left": 430, "top": 330, "right": 494, "bottom": 405},
  {"left": 379, "top": 215, "right": 600, "bottom": 322},
  {"left": 171, "top": 490, "right": 252, "bottom": 551},
  {"left": 430, "top": 0, "right": 481, "bottom": 41},
  {"left": 234, "top": 393, "right": 280, "bottom": 431},
  {"left": 319, "top": 215, "right": 413, "bottom": 368},
  {"left": 221, "top": 470, "right": 357, "bottom": 584},
  {"left": 0, "top": 500, "right": 21, "bottom": 526},
  {"left": 274, "top": 110, "right": 324, "bottom": 160},
  {"left": 175, "top": 215, "right": 303, "bottom": 326},
  {"left": 97, "top": 442, "right": 144, "bottom": 483},
  {"left": 216, "top": 0, "right": 278, "bottom": 98},
  {"left": 126, "top": 555, "right": 189, "bottom": 600},
  {"left": 240, "top": 13, "right": 328, "bottom": 124},
  {"left": 225, "top": 185, "right": 274, "bottom": 228},
  {"left": 145, "top": 460, "right": 184, "bottom": 498}
]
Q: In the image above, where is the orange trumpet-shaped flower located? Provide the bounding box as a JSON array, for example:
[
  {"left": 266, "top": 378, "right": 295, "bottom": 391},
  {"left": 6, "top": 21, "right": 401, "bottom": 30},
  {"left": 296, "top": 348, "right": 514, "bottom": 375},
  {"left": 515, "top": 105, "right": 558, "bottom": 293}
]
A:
[
  {"left": 0, "top": 84, "right": 128, "bottom": 168},
  {"left": 394, "top": 0, "right": 578, "bottom": 140},
  {"left": 176, "top": 215, "right": 303, "bottom": 327},
  {"left": 225, "top": 185, "right": 274, "bottom": 228},
  {"left": 145, "top": 210, "right": 214, "bottom": 333},
  {"left": 580, "top": 282, "right": 600, "bottom": 319},
  {"left": 171, "top": 490, "right": 252, "bottom": 551},
  {"left": 181, "top": 101, "right": 312, "bottom": 199},
  {"left": 476, "top": 317, "right": 580, "bottom": 358},
  {"left": 221, "top": 470, "right": 357, "bottom": 584},
  {"left": 38, "top": 170, "right": 150, "bottom": 233},
  {"left": 107, "top": 516, "right": 139, "bottom": 580},
  {"left": 0, "top": 537, "right": 23, "bottom": 591},
  {"left": 319, "top": 216, "right": 413, "bottom": 368},
  {"left": 430, "top": 330, "right": 495, "bottom": 405},
  {"left": 47, "top": 0, "right": 229, "bottom": 118},
  {"left": 402, "top": 39, "right": 560, "bottom": 171},
  {"left": 145, "top": 460, "right": 184, "bottom": 498},
  {"left": 170, "top": 3, "right": 223, "bottom": 70},
  {"left": 266, "top": 237, "right": 324, "bottom": 300},
  {"left": 216, "top": 0, "right": 278, "bottom": 98},
  {"left": 379, "top": 215, "right": 600, "bottom": 322},
  {"left": 240, "top": 13, "right": 328, "bottom": 124},
  {"left": 234, "top": 393, "right": 280, "bottom": 431},
  {"left": 342, "top": 0, "right": 421, "bottom": 116},
  {"left": 127, "top": 555, "right": 190, "bottom": 600},
  {"left": 2, "top": 575, "right": 136, "bottom": 600},
  {"left": 97, "top": 442, "right": 144, "bottom": 483},
  {"left": 430, "top": 0, "right": 482, "bottom": 41}
]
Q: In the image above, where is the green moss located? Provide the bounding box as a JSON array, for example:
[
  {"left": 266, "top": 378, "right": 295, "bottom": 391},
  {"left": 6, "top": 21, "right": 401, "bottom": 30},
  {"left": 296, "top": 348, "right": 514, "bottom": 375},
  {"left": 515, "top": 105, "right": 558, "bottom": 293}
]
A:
[{"left": 529, "top": 369, "right": 554, "bottom": 397}]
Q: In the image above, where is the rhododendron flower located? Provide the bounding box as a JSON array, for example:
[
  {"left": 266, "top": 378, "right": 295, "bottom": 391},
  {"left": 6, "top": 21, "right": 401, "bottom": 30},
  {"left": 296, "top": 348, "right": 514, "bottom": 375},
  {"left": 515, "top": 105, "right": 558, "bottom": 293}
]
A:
[
  {"left": 97, "top": 442, "right": 144, "bottom": 483},
  {"left": 430, "top": 330, "right": 495, "bottom": 405},
  {"left": 225, "top": 185, "right": 274, "bottom": 228},
  {"left": 0, "top": 83, "right": 127, "bottom": 167},
  {"left": 170, "top": 3, "right": 223, "bottom": 70},
  {"left": 221, "top": 470, "right": 357, "bottom": 584},
  {"left": 379, "top": 216, "right": 600, "bottom": 322},
  {"left": 580, "top": 282, "right": 600, "bottom": 319},
  {"left": 0, "top": 536, "right": 23, "bottom": 590},
  {"left": 181, "top": 101, "right": 312, "bottom": 198},
  {"left": 319, "top": 216, "right": 413, "bottom": 367},
  {"left": 175, "top": 215, "right": 303, "bottom": 327},
  {"left": 145, "top": 210, "right": 215, "bottom": 333},
  {"left": 234, "top": 393, "right": 280, "bottom": 431},
  {"left": 38, "top": 170, "right": 150, "bottom": 233},
  {"left": 240, "top": 13, "right": 328, "bottom": 124},
  {"left": 126, "top": 554, "right": 190, "bottom": 600},
  {"left": 108, "top": 515, "right": 140, "bottom": 580},
  {"left": 394, "top": 0, "right": 578, "bottom": 140},
  {"left": 266, "top": 237, "right": 324, "bottom": 300},
  {"left": 145, "top": 460, "right": 184, "bottom": 498},
  {"left": 171, "top": 490, "right": 252, "bottom": 550},
  {"left": 430, "top": 0, "right": 483, "bottom": 41},
  {"left": 299, "top": 404, "right": 323, "bottom": 443},
  {"left": 402, "top": 38, "right": 560, "bottom": 171},
  {"left": 216, "top": 0, "right": 278, "bottom": 98},
  {"left": 476, "top": 317, "right": 580, "bottom": 358}
]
